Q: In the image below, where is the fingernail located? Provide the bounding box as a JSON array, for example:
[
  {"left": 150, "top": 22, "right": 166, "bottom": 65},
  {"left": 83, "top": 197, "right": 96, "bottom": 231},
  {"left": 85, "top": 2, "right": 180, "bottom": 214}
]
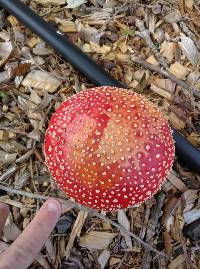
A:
[{"left": 47, "top": 199, "right": 62, "bottom": 218}]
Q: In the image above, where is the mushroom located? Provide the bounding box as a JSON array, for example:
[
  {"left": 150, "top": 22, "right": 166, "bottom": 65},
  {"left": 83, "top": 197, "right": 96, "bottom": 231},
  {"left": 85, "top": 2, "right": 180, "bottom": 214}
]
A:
[{"left": 44, "top": 86, "right": 175, "bottom": 210}]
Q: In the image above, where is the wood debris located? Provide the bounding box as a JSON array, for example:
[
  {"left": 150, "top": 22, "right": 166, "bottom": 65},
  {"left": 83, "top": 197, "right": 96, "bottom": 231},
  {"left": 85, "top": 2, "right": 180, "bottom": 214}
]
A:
[
  {"left": 169, "top": 62, "right": 189, "bottom": 80},
  {"left": 34, "top": 0, "right": 65, "bottom": 5},
  {"left": 160, "top": 41, "right": 176, "bottom": 62},
  {"left": 66, "top": 0, "right": 87, "bottom": 9},
  {"left": 0, "top": 41, "right": 14, "bottom": 67},
  {"left": 79, "top": 231, "right": 117, "bottom": 250},
  {"left": 0, "top": 0, "right": 200, "bottom": 268},
  {"left": 22, "top": 70, "right": 62, "bottom": 93}
]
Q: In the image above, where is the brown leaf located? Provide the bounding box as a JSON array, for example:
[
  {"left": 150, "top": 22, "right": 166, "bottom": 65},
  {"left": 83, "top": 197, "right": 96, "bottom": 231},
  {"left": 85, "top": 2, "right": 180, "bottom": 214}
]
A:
[
  {"left": 14, "top": 63, "right": 31, "bottom": 76},
  {"left": 3, "top": 223, "right": 21, "bottom": 241},
  {"left": 163, "top": 231, "right": 173, "bottom": 255}
]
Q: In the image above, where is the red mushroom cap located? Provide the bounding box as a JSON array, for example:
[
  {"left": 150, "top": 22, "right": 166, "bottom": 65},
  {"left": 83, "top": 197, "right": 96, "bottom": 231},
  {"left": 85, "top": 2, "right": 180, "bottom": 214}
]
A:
[{"left": 44, "top": 87, "right": 175, "bottom": 210}]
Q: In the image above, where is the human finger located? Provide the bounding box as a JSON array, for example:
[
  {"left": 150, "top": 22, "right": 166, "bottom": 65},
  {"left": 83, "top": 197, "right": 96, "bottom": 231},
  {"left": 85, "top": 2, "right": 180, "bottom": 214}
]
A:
[
  {"left": 0, "top": 203, "right": 9, "bottom": 236},
  {"left": 0, "top": 199, "right": 62, "bottom": 269}
]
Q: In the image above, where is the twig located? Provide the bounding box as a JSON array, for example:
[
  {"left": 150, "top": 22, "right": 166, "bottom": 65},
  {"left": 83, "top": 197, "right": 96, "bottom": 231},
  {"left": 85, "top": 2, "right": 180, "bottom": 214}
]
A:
[
  {"left": 0, "top": 184, "right": 171, "bottom": 259},
  {"left": 135, "top": 19, "right": 168, "bottom": 69},
  {"left": 0, "top": 165, "right": 18, "bottom": 182},
  {"left": 142, "top": 193, "right": 166, "bottom": 269},
  {"left": 132, "top": 56, "right": 196, "bottom": 94},
  {"left": 15, "top": 149, "right": 35, "bottom": 164},
  {"left": 115, "top": 253, "right": 128, "bottom": 269},
  {"left": 0, "top": 126, "right": 27, "bottom": 136}
]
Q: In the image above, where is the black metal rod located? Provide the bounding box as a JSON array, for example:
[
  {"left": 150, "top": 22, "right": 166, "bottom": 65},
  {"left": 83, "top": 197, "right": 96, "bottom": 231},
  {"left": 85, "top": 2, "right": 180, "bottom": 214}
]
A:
[{"left": 0, "top": 0, "right": 200, "bottom": 174}]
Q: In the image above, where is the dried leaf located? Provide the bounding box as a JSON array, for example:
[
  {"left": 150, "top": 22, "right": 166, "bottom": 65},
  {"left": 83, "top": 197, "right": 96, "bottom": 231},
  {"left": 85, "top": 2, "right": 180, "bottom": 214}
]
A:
[
  {"left": 66, "top": 0, "right": 87, "bottom": 9},
  {"left": 22, "top": 70, "right": 61, "bottom": 93},
  {"left": 0, "top": 150, "right": 17, "bottom": 164},
  {"left": 65, "top": 210, "right": 88, "bottom": 259},
  {"left": 164, "top": 10, "right": 181, "bottom": 23},
  {"left": 0, "top": 140, "right": 26, "bottom": 153},
  {"left": 187, "top": 132, "right": 200, "bottom": 147},
  {"left": 0, "top": 70, "right": 13, "bottom": 83},
  {"left": 3, "top": 223, "right": 21, "bottom": 241},
  {"left": 150, "top": 78, "right": 175, "bottom": 100},
  {"left": 151, "top": 84, "right": 172, "bottom": 100},
  {"left": 109, "top": 257, "right": 121, "bottom": 266},
  {"left": 0, "top": 240, "right": 8, "bottom": 253},
  {"left": 55, "top": 18, "right": 76, "bottom": 33},
  {"left": 0, "top": 31, "right": 10, "bottom": 42},
  {"left": 117, "top": 210, "right": 132, "bottom": 250},
  {"left": 182, "top": 190, "right": 198, "bottom": 213},
  {"left": 14, "top": 170, "right": 31, "bottom": 190},
  {"left": 79, "top": 231, "right": 117, "bottom": 250},
  {"left": 36, "top": 253, "right": 51, "bottom": 269},
  {"left": 76, "top": 22, "right": 103, "bottom": 44},
  {"left": 167, "top": 173, "right": 188, "bottom": 192},
  {"left": 45, "top": 240, "right": 56, "bottom": 264},
  {"left": 185, "top": 0, "right": 193, "bottom": 9},
  {"left": 0, "top": 196, "right": 24, "bottom": 208},
  {"left": 98, "top": 249, "right": 111, "bottom": 269},
  {"left": 183, "top": 208, "right": 200, "bottom": 224},
  {"left": 0, "top": 41, "right": 14, "bottom": 67},
  {"left": 161, "top": 196, "right": 179, "bottom": 231},
  {"left": 146, "top": 55, "right": 159, "bottom": 66},
  {"left": 26, "top": 36, "right": 39, "bottom": 48},
  {"left": 0, "top": 130, "right": 9, "bottom": 141},
  {"left": 33, "top": 42, "right": 53, "bottom": 56},
  {"left": 163, "top": 231, "right": 173, "bottom": 255},
  {"left": 179, "top": 33, "right": 200, "bottom": 66},
  {"left": 169, "top": 62, "right": 189, "bottom": 80},
  {"left": 7, "top": 16, "right": 20, "bottom": 27},
  {"left": 14, "top": 63, "right": 31, "bottom": 76},
  {"left": 34, "top": 0, "right": 65, "bottom": 5},
  {"left": 160, "top": 41, "right": 176, "bottom": 62},
  {"left": 25, "top": 90, "right": 43, "bottom": 130},
  {"left": 187, "top": 6, "right": 200, "bottom": 27},
  {"left": 87, "top": 42, "right": 111, "bottom": 54},
  {"left": 169, "top": 112, "right": 186, "bottom": 129}
]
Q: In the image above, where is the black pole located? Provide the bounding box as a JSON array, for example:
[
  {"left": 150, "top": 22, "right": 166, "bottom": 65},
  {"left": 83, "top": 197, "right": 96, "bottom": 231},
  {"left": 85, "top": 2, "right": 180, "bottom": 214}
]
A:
[
  {"left": 0, "top": 0, "right": 200, "bottom": 174},
  {"left": 0, "top": 0, "right": 123, "bottom": 88}
]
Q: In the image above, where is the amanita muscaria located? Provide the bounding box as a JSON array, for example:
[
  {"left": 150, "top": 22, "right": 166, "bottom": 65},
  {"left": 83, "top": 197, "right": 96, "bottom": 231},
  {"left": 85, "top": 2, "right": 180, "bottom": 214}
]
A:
[{"left": 44, "top": 86, "right": 175, "bottom": 210}]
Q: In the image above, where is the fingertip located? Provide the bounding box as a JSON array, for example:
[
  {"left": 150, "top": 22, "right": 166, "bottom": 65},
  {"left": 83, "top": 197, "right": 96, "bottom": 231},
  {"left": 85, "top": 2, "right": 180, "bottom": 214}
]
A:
[{"left": 46, "top": 198, "right": 62, "bottom": 219}]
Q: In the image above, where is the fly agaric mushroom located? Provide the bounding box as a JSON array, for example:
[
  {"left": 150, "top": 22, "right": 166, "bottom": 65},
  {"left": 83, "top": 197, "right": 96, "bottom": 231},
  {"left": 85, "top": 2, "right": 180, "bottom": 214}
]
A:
[{"left": 44, "top": 87, "right": 174, "bottom": 210}]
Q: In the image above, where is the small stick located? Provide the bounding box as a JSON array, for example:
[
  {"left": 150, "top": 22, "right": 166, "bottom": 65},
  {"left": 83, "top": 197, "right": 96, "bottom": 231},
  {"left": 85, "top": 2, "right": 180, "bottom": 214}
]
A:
[
  {"left": 132, "top": 56, "right": 195, "bottom": 94},
  {"left": 135, "top": 19, "right": 168, "bottom": 69},
  {"left": 0, "top": 184, "right": 171, "bottom": 259}
]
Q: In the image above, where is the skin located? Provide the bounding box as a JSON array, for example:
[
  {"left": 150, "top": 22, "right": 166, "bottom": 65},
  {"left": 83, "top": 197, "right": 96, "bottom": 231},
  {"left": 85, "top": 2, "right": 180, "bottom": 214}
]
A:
[{"left": 0, "top": 199, "right": 62, "bottom": 269}]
